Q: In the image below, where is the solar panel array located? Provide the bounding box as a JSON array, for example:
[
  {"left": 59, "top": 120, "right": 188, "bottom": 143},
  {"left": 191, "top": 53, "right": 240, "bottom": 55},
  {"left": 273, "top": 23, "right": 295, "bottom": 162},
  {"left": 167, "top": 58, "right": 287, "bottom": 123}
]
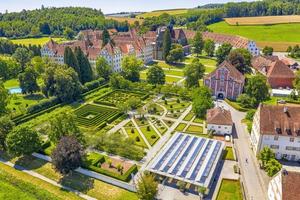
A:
[{"left": 149, "top": 132, "right": 225, "bottom": 187}]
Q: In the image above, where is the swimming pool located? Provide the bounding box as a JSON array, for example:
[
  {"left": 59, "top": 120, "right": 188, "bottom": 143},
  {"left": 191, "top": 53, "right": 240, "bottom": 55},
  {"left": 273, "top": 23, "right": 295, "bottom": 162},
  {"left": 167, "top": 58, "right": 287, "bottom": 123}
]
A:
[{"left": 9, "top": 87, "right": 22, "bottom": 94}]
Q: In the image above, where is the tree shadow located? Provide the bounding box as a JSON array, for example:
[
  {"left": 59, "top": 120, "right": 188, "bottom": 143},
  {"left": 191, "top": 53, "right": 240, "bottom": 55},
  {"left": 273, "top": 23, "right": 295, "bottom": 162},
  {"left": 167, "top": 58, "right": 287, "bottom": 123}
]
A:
[
  {"left": 14, "top": 155, "right": 47, "bottom": 170},
  {"left": 59, "top": 172, "right": 94, "bottom": 193}
]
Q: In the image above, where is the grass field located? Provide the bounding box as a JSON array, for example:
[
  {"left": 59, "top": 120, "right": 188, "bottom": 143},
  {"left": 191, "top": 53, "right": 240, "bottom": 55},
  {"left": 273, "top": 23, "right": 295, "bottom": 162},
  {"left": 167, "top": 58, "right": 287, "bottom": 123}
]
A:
[
  {"left": 208, "top": 21, "right": 300, "bottom": 51},
  {"left": 216, "top": 179, "right": 243, "bottom": 200},
  {"left": 223, "top": 147, "right": 235, "bottom": 161},
  {"left": 175, "top": 123, "right": 187, "bottom": 132},
  {"left": 225, "top": 15, "right": 300, "bottom": 25},
  {"left": 11, "top": 37, "right": 67, "bottom": 46},
  {"left": 137, "top": 9, "right": 188, "bottom": 18},
  {"left": 106, "top": 16, "right": 143, "bottom": 25},
  {"left": 4, "top": 78, "right": 19, "bottom": 89}
]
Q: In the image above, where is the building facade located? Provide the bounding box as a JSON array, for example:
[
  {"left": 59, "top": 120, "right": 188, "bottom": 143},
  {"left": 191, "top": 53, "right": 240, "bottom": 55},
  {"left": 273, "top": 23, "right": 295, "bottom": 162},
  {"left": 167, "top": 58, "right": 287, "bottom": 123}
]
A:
[
  {"left": 207, "top": 107, "right": 233, "bottom": 135},
  {"left": 250, "top": 104, "right": 300, "bottom": 161},
  {"left": 204, "top": 61, "right": 245, "bottom": 100}
]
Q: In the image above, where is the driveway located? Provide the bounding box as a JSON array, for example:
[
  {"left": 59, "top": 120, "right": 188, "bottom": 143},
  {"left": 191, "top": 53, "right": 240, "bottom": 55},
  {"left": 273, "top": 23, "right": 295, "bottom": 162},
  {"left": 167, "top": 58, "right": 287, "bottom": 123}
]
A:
[{"left": 216, "top": 100, "right": 267, "bottom": 200}]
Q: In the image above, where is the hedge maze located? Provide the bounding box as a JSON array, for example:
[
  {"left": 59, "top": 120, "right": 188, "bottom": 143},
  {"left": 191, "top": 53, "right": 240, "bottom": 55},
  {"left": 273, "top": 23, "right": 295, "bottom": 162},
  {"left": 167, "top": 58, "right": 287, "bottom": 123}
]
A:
[
  {"left": 74, "top": 104, "right": 120, "bottom": 128},
  {"left": 94, "top": 90, "right": 148, "bottom": 106}
]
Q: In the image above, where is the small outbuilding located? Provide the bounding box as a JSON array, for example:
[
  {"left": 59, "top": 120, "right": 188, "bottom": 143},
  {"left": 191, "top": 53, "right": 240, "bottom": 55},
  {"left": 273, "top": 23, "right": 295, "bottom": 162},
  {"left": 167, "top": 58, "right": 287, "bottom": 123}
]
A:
[{"left": 206, "top": 107, "right": 233, "bottom": 135}]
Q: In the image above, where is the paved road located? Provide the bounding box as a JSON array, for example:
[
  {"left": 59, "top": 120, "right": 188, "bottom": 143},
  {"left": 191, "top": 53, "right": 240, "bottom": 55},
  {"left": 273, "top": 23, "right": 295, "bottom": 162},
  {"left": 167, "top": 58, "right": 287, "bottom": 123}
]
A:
[
  {"left": 217, "top": 101, "right": 266, "bottom": 200},
  {"left": 0, "top": 157, "right": 96, "bottom": 200}
]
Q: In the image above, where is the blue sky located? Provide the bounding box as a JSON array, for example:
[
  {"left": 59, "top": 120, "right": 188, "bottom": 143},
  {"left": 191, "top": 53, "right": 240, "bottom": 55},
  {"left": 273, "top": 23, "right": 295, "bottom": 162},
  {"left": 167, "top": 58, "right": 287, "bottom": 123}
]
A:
[{"left": 0, "top": 0, "right": 253, "bottom": 14}]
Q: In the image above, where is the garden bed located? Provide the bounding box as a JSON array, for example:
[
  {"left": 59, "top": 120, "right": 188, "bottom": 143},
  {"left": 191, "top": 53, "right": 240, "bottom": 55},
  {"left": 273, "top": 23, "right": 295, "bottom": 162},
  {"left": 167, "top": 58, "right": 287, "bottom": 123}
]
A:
[
  {"left": 140, "top": 126, "right": 160, "bottom": 146},
  {"left": 124, "top": 123, "right": 148, "bottom": 148},
  {"left": 175, "top": 123, "right": 187, "bottom": 132},
  {"left": 223, "top": 147, "right": 235, "bottom": 161}
]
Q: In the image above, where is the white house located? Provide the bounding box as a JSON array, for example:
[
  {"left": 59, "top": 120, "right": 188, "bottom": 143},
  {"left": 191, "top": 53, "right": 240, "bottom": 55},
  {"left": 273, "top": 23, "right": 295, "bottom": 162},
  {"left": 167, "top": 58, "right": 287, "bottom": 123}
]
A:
[
  {"left": 268, "top": 169, "right": 300, "bottom": 200},
  {"left": 250, "top": 104, "right": 300, "bottom": 161},
  {"left": 206, "top": 107, "right": 233, "bottom": 135}
]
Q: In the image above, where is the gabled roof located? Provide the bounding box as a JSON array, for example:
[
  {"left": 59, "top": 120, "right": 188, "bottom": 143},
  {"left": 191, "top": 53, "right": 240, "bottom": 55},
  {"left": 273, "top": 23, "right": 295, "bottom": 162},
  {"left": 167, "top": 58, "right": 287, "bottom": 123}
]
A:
[
  {"left": 282, "top": 171, "right": 300, "bottom": 200},
  {"left": 206, "top": 60, "right": 245, "bottom": 83},
  {"left": 207, "top": 107, "right": 233, "bottom": 126},
  {"left": 267, "top": 60, "right": 295, "bottom": 79},
  {"left": 251, "top": 55, "right": 275, "bottom": 72},
  {"left": 281, "top": 57, "right": 298, "bottom": 66},
  {"left": 258, "top": 104, "right": 300, "bottom": 137}
]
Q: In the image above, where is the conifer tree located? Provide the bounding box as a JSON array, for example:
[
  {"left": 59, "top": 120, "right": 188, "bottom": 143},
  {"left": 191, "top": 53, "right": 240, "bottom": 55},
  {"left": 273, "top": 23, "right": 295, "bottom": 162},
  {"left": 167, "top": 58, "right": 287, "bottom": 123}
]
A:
[
  {"left": 74, "top": 47, "right": 93, "bottom": 83},
  {"left": 102, "top": 28, "right": 110, "bottom": 47},
  {"left": 64, "top": 47, "right": 80, "bottom": 79},
  {"left": 163, "top": 28, "right": 172, "bottom": 61}
]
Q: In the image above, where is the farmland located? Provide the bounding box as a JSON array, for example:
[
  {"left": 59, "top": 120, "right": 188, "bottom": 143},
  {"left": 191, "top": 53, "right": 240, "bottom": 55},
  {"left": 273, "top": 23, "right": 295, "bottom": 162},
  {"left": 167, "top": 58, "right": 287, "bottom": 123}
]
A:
[
  {"left": 106, "top": 16, "right": 143, "bottom": 25},
  {"left": 208, "top": 21, "right": 300, "bottom": 51},
  {"left": 11, "top": 37, "right": 67, "bottom": 46},
  {"left": 137, "top": 9, "right": 188, "bottom": 18},
  {"left": 225, "top": 15, "right": 300, "bottom": 25}
]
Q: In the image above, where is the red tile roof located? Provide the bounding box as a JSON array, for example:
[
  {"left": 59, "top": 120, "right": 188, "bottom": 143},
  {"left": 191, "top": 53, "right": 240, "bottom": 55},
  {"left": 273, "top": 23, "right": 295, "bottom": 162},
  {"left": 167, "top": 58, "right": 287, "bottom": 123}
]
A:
[
  {"left": 207, "top": 107, "right": 233, "bottom": 126},
  {"left": 267, "top": 60, "right": 295, "bottom": 88},
  {"left": 251, "top": 56, "right": 276, "bottom": 73},
  {"left": 282, "top": 171, "right": 300, "bottom": 200},
  {"left": 258, "top": 104, "right": 300, "bottom": 137}
]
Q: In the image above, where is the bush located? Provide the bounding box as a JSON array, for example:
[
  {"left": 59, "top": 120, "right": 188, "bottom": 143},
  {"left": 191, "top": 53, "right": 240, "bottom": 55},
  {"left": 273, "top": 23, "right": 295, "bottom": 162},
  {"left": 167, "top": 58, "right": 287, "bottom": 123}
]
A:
[
  {"left": 147, "top": 126, "right": 150, "bottom": 131},
  {"left": 136, "top": 136, "right": 140, "bottom": 142},
  {"left": 27, "top": 97, "right": 60, "bottom": 114},
  {"left": 176, "top": 99, "right": 180, "bottom": 103},
  {"left": 151, "top": 135, "right": 156, "bottom": 139},
  {"left": 246, "top": 109, "right": 256, "bottom": 121},
  {"left": 82, "top": 78, "right": 105, "bottom": 93}
]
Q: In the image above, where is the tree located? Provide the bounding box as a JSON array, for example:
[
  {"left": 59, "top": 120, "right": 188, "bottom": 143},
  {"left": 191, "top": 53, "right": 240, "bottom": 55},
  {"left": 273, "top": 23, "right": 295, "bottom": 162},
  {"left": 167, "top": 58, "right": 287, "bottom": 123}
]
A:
[
  {"left": 265, "top": 159, "right": 282, "bottom": 177},
  {"left": 49, "top": 113, "right": 83, "bottom": 144},
  {"left": 63, "top": 27, "right": 75, "bottom": 40},
  {"left": 126, "top": 97, "right": 141, "bottom": 110},
  {"left": 263, "top": 46, "right": 274, "bottom": 56},
  {"left": 146, "top": 65, "right": 165, "bottom": 85},
  {"left": 18, "top": 67, "right": 40, "bottom": 94},
  {"left": 258, "top": 147, "right": 275, "bottom": 168},
  {"left": 30, "top": 56, "right": 46, "bottom": 75},
  {"left": 216, "top": 43, "right": 232, "bottom": 64},
  {"left": 204, "top": 39, "right": 215, "bottom": 57},
  {"left": 293, "top": 70, "right": 300, "bottom": 96},
  {"left": 6, "top": 126, "right": 42, "bottom": 156},
  {"left": 64, "top": 47, "right": 80, "bottom": 78},
  {"left": 12, "top": 47, "right": 33, "bottom": 71},
  {"left": 136, "top": 172, "right": 158, "bottom": 200},
  {"left": 192, "top": 86, "right": 214, "bottom": 118},
  {"left": 166, "top": 44, "right": 184, "bottom": 63},
  {"left": 96, "top": 57, "right": 112, "bottom": 80},
  {"left": 74, "top": 47, "right": 93, "bottom": 83},
  {"left": 121, "top": 56, "right": 143, "bottom": 82},
  {"left": 51, "top": 136, "right": 83, "bottom": 175},
  {"left": 184, "top": 58, "right": 205, "bottom": 88},
  {"left": 228, "top": 49, "right": 251, "bottom": 74},
  {"left": 193, "top": 31, "right": 204, "bottom": 56},
  {"left": 245, "top": 75, "right": 269, "bottom": 106},
  {"left": 198, "top": 186, "right": 207, "bottom": 200},
  {"left": 237, "top": 94, "right": 256, "bottom": 108},
  {"left": 102, "top": 28, "right": 111, "bottom": 47},
  {"left": 0, "top": 116, "right": 14, "bottom": 149},
  {"left": 0, "top": 81, "right": 9, "bottom": 115},
  {"left": 162, "top": 28, "right": 172, "bottom": 61}
]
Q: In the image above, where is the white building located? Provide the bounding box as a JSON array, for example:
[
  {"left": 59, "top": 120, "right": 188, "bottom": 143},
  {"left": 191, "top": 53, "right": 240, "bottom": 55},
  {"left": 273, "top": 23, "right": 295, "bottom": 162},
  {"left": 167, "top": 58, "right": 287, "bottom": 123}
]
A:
[
  {"left": 206, "top": 107, "right": 233, "bottom": 135},
  {"left": 268, "top": 169, "right": 300, "bottom": 200},
  {"left": 250, "top": 104, "right": 300, "bottom": 161}
]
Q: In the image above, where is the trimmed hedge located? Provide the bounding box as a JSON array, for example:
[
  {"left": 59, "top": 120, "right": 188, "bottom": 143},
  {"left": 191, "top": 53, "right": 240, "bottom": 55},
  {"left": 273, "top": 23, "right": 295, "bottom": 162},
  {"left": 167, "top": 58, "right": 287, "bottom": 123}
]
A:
[
  {"left": 225, "top": 99, "right": 249, "bottom": 112},
  {"left": 27, "top": 97, "right": 60, "bottom": 114},
  {"left": 81, "top": 78, "right": 106, "bottom": 94}
]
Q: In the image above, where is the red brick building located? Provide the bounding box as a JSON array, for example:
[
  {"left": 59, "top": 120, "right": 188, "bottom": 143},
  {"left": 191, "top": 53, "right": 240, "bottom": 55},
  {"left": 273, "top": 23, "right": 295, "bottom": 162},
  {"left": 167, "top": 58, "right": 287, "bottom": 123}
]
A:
[{"left": 204, "top": 61, "right": 245, "bottom": 100}]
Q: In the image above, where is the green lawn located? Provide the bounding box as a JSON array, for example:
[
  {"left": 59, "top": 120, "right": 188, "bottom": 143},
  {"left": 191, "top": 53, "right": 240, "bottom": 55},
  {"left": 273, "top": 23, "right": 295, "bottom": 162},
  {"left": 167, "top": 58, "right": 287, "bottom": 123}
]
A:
[
  {"left": 11, "top": 37, "right": 67, "bottom": 46},
  {"left": 186, "top": 125, "right": 203, "bottom": 134},
  {"left": 163, "top": 69, "right": 184, "bottom": 77},
  {"left": 140, "top": 126, "right": 160, "bottom": 146},
  {"left": 223, "top": 147, "right": 235, "bottom": 161},
  {"left": 165, "top": 76, "right": 182, "bottom": 83},
  {"left": 0, "top": 153, "right": 138, "bottom": 200},
  {"left": 193, "top": 116, "right": 204, "bottom": 124},
  {"left": 184, "top": 112, "right": 194, "bottom": 121},
  {"left": 216, "top": 179, "right": 243, "bottom": 200},
  {"left": 151, "top": 60, "right": 186, "bottom": 69},
  {"left": 208, "top": 21, "right": 300, "bottom": 51},
  {"left": 4, "top": 78, "right": 19, "bottom": 89},
  {"left": 175, "top": 123, "right": 187, "bottom": 132},
  {"left": 125, "top": 126, "right": 148, "bottom": 148}
]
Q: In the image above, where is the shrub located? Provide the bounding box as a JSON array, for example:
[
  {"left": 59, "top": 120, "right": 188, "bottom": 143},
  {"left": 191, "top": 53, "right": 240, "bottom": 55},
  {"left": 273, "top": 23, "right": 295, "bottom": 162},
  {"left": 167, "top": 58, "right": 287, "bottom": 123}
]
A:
[
  {"left": 27, "top": 97, "right": 60, "bottom": 114},
  {"left": 176, "top": 99, "right": 180, "bottom": 103},
  {"left": 151, "top": 135, "right": 156, "bottom": 139},
  {"left": 136, "top": 136, "right": 140, "bottom": 142},
  {"left": 131, "top": 128, "right": 134, "bottom": 133},
  {"left": 147, "top": 126, "right": 150, "bottom": 131},
  {"left": 82, "top": 78, "right": 105, "bottom": 93},
  {"left": 164, "top": 100, "right": 168, "bottom": 105},
  {"left": 170, "top": 105, "right": 173, "bottom": 108}
]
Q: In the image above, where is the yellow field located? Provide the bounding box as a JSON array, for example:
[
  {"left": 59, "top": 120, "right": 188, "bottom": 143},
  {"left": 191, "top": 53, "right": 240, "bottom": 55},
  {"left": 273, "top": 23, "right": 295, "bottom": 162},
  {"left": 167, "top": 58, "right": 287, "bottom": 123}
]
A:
[
  {"left": 11, "top": 37, "right": 67, "bottom": 46},
  {"left": 225, "top": 15, "right": 300, "bottom": 25},
  {"left": 256, "top": 41, "right": 300, "bottom": 52},
  {"left": 137, "top": 9, "right": 188, "bottom": 19},
  {"left": 106, "top": 16, "right": 144, "bottom": 25}
]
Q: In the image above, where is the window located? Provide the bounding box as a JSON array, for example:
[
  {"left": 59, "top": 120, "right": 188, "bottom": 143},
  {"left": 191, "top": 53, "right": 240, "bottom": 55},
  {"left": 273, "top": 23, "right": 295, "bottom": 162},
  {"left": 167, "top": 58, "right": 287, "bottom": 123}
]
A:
[
  {"left": 218, "top": 126, "right": 221, "bottom": 128},
  {"left": 274, "top": 136, "right": 279, "bottom": 141},
  {"left": 270, "top": 145, "right": 279, "bottom": 149},
  {"left": 290, "top": 138, "right": 295, "bottom": 142}
]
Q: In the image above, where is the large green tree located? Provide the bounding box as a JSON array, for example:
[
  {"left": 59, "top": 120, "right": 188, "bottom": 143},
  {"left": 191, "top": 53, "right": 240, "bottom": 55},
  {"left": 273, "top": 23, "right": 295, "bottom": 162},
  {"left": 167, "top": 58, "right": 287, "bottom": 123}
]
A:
[
  {"left": 18, "top": 67, "right": 40, "bottom": 94},
  {"left": 184, "top": 58, "right": 205, "bottom": 88},
  {"left": 204, "top": 39, "right": 215, "bottom": 57},
  {"left": 216, "top": 43, "right": 232, "bottom": 64},
  {"left": 0, "top": 116, "right": 14, "bottom": 150},
  {"left": 0, "top": 81, "right": 9, "bottom": 116},
  {"left": 96, "top": 57, "right": 112, "bottom": 80},
  {"left": 228, "top": 49, "right": 251, "bottom": 74},
  {"left": 192, "top": 86, "right": 214, "bottom": 118},
  {"left": 263, "top": 46, "right": 274, "bottom": 56},
  {"left": 49, "top": 113, "right": 83, "bottom": 144},
  {"left": 245, "top": 75, "right": 269, "bottom": 105},
  {"left": 102, "top": 28, "right": 111, "bottom": 47},
  {"left": 51, "top": 136, "right": 83, "bottom": 175},
  {"left": 136, "top": 172, "right": 158, "bottom": 200},
  {"left": 64, "top": 47, "right": 80, "bottom": 79},
  {"left": 193, "top": 31, "right": 204, "bottom": 56},
  {"left": 162, "top": 28, "right": 172, "bottom": 61},
  {"left": 6, "top": 126, "right": 42, "bottom": 156},
  {"left": 74, "top": 47, "right": 93, "bottom": 84},
  {"left": 146, "top": 65, "right": 165, "bottom": 85},
  {"left": 12, "top": 47, "right": 33, "bottom": 71},
  {"left": 121, "top": 56, "right": 143, "bottom": 82},
  {"left": 166, "top": 44, "right": 184, "bottom": 63},
  {"left": 258, "top": 146, "right": 275, "bottom": 168}
]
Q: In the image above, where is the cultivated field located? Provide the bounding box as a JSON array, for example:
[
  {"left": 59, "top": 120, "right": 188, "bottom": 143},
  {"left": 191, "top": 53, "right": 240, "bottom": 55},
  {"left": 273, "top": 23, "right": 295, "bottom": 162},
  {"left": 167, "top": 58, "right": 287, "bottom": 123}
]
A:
[
  {"left": 225, "top": 15, "right": 300, "bottom": 25},
  {"left": 137, "top": 9, "right": 188, "bottom": 18},
  {"left": 208, "top": 21, "right": 300, "bottom": 51},
  {"left": 11, "top": 37, "right": 67, "bottom": 46},
  {"left": 106, "top": 16, "right": 143, "bottom": 25}
]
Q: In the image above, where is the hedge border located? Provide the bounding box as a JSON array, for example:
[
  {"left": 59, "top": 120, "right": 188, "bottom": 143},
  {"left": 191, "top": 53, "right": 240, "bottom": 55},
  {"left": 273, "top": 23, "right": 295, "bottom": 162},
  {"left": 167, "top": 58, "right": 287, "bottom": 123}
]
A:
[{"left": 225, "top": 99, "right": 249, "bottom": 112}]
